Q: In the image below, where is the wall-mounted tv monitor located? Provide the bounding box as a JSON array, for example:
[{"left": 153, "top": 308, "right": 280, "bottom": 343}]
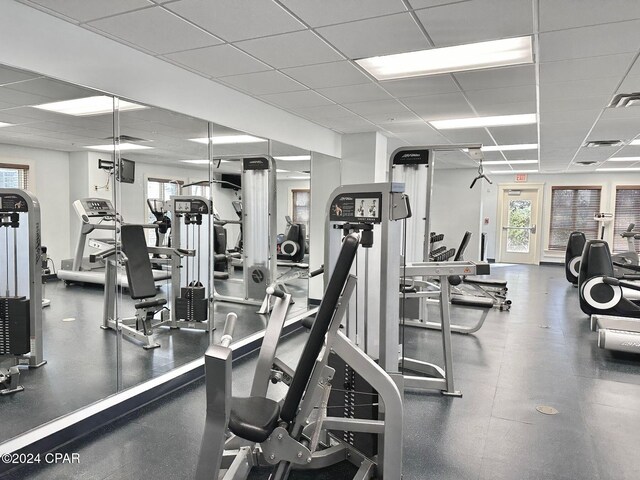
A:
[
  {"left": 118, "top": 158, "right": 135, "bottom": 184},
  {"left": 221, "top": 174, "right": 241, "bottom": 190}
]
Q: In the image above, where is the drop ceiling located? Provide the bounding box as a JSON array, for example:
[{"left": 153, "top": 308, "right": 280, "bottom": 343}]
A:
[{"left": 10, "top": 0, "right": 640, "bottom": 172}]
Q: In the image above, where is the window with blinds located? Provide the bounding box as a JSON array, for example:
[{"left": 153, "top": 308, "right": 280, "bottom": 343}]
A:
[
  {"left": 292, "top": 189, "right": 310, "bottom": 230},
  {"left": 613, "top": 186, "right": 640, "bottom": 253},
  {"left": 0, "top": 163, "right": 29, "bottom": 189},
  {"left": 548, "top": 186, "right": 602, "bottom": 250}
]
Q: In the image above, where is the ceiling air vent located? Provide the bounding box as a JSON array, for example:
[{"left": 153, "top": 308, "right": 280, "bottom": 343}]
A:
[
  {"left": 103, "top": 135, "right": 150, "bottom": 143},
  {"left": 584, "top": 140, "right": 624, "bottom": 148},
  {"left": 609, "top": 92, "right": 640, "bottom": 108}
]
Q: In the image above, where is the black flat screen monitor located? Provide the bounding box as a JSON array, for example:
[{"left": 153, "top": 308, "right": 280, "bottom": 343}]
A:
[
  {"left": 221, "top": 174, "right": 241, "bottom": 190},
  {"left": 118, "top": 158, "right": 135, "bottom": 184}
]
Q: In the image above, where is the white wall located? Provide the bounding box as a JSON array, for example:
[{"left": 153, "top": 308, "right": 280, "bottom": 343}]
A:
[
  {"left": 0, "top": 143, "right": 71, "bottom": 267},
  {"left": 481, "top": 171, "right": 640, "bottom": 263},
  {"left": 430, "top": 168, "right": 483, "bottom": 261},
  {"left": 309, "top": 153, "right": 341, "bottom": 300},
  {"left": 276, "top": 179, "right": 310, "bottom": 234},
  {"left": 0, "top": 0, "right": 341, "bottom": 158}
]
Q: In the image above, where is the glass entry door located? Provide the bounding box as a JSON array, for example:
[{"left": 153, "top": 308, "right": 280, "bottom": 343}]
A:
[{"left": 499, "top": 188, "right": 540, "bottom": 264}]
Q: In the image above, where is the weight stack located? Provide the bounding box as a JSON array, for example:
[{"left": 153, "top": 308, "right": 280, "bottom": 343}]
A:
[
  {"left": 175, "top": 285, "right": 207, "bottom": 322},
  {"left": 0, "top": 297, "right": 31, "bottom": 355},
  {"left": 327, "top": 352, "right": 378, "bottom": 458}
]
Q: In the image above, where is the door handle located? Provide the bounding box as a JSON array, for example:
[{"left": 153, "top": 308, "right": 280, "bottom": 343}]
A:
[{"left": 502, "top": 225, "right": 536, "bottom": 233}]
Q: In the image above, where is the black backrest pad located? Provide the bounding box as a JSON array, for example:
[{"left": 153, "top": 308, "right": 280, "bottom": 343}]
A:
[
  {"left": 121, "top": 225, "right": 157, "bottom": 300},
  {"left": 280, "top": 234, "right": 360, "bottom": 423},
  {"left": 454, "top": 231, "right": 472, "bottom": 261},
  {"left": 214, "top": 225, "right": 227, "bottom": 254}
]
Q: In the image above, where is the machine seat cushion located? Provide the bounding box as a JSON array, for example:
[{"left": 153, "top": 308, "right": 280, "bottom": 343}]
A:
[
  {"left": 464, "top": 276, "right": 507, "bottom": 287},
  {"left": 451, "top": 295, "right": 494, "bottom": 309},
  {"left": 229, "top": 396, "right": 281, "bottom": 443},
  {"left": 134, "top": 298, "right": 167, "bottom": 310}
]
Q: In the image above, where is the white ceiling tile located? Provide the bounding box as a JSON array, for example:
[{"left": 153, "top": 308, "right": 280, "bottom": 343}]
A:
[
  {"left": 489, "top": 124, "right": 538, "bottom": 144},
  {"left": 617, "top": 75, "right": 640, "bottom": 94},
  {"left": 88, "top": 7, "right": 220, "bottom": 55},
  {"left": 441, "top": 129, "right": 494, "bottom": 144},
  {"left": 454, "top": 65, "right": 535, "bottom": 91},
  {"left": 409, "top": 0, "right": 472, "bottom": 8},
  {"left": 465, "top": 85, "right": 536, "bottom": 109},
  {"left": 165, "top": 0, "right": 304, "bottom": 42},
  {"left": 540, "top": 54, "right": 634, "bottom": 86},
  {"left": 24, "top": 0, "right": 150, "bottom": 22},
  {"left": 165, "top": 44, "right": 271, "bottom": 77},
  {"left": 364, "top": 111, "right": 424, "bottom": 124},
  {"left": 416, "top": 0, "right": 533, "bottom": 47},
  {"left": 539, "top": 0, "right": 640, "bottom": 32},
  {"left": 236, "top": 30, "right": 343, "bottom": 69},
  {"left": 539, "top": 95, "right": 609, "bottom": 114},
  {"left": 218, "top": 71, "right": 306, "bottom": 95},
  {"left": 290, "top": 104, "right": 355, "bottom": 120},
  {"left": 600, "top": 107, "right": 640, "bottom": 121},
  {"left": 4, "top": 78, "right": 95, "bottom": 102},
  {"left": 317, "top": 13, "right": 429, "bottom": 58},
  {"left": 381, "top": 75, "right": 460, "bottom": 98},
  {"left": 0, "top": 87, "right": 55, "bottom": 107},
  {"left": 317, "top": 83, "right": 392, "bottom": 103},
  {"left": 281, "top": 61, "right": 370, "bottom": 89},
  {"left": 343, "top": 99, "right": 413, "bottom": 116},
  {"left": 280, "top": 0, "right": 407, "bottom": 27},
  {"left": 539, "top": 20, "right": 640, "bottom": 62},
  {"left": 473, "top": 101, "right": 537, "bottom": 117},
  {"left": 541, "top": 108, "right": 601, "bottom": 125},
  {"left": 260, "top": 90, "right": 334, "bottom": 109},
  {"left": 540, "top": 77, "right": 621, "bottom": 102},
  {"left": 319, "top": 115, "right": 375, "bottom": 132},
  {"left": 393, "top": 130, "right": 450, "bottom": 145},
  {"left": 0, "top": 66, "right": 41, "bottom": 86},
  {"left": 402, "top": 92, "right": 475, "bottom": 120},
  {"left": 590, "top": 118, "right": 640, "bottom": 140}
]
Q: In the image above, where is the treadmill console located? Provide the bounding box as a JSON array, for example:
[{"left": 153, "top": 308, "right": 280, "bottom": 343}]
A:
[{"left": 74, "top": 198, "right": 116, "bottom": 222}]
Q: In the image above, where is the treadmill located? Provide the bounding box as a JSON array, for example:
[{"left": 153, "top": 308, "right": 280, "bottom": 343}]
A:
[{"left": 57, "top": 198, "right": 171, "bottom": 287}]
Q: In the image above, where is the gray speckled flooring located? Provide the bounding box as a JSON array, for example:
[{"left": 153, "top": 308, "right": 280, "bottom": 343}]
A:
[
  {"left": 0, "top": 268, "right": 309, "bottom": 444},
  {"left": 4, "top": 264, "right": 640, "bottom": 480}
]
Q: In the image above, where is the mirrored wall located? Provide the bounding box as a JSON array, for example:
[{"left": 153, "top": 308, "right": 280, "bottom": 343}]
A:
[{"left": 0, "top": 63, "right": 313, "bottom": 444}]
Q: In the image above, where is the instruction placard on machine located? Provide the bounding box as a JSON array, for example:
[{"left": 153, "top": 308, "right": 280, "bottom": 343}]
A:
[{"left": 330, "top": 192, "right": 383, "bottom": 223}]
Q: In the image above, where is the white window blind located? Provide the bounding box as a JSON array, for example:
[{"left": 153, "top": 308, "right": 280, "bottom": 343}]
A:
[
  {"left": 292, "top": 189, "right": 310, "bottom": 230},
  {"left": 549, "top": 186, "right": 601, "bottom": 250},
  {"left": 0, "top": 163, "right": 29, "bottom": 189},
  {"left": 613, "top": 186, "right": 640, "bottom": 253}
]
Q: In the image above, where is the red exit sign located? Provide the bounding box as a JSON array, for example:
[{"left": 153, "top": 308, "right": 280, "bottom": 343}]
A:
[{"left": 515, "top": 173, "right": 528, "bottom": 182}]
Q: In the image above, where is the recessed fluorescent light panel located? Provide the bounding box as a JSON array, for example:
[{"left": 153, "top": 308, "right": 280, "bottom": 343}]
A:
[
  {"left": 490, "top": 169, "right": 538, "bottom": 174},
  {"left": 34, "top": 96, "right": 146, "bottom": 116},
  {"left": 190, "top": 135, "right": 267, "bottom": 145},
  {"left": 274, "top": 155, "right": 311, "bottom": 161},
  {"left": 607, "top": 157, "right": 640, "bottom": 162},
  {"left": 356, "top": 36, "right": 533, "bottom": 80},
  {"left": 86, "top": 143, "right": 153, "bottom": 152},
  {"left": 482, "top": 160, "right": 538, "bottom": 165},
  {"left": 481, "top": 144, "right": 538, "bottom": 152},
  {"left": 0, "top": 122, "right": 13, "bottom": 128},
  {"left": 430, "top": 114, "right": 536, "bottom": 130},
  {"left": 596, "top": 167, "right": 640, "bottom": 172},
  {"left": 629, "top": 139, "right": 640, "bottom": 146}
]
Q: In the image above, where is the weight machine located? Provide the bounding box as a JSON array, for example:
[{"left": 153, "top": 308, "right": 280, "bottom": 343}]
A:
[
  {"left": 325, "top": 180, "right": 489, "bottom": 396},
  {"left": 0, "top": 189, "right": 46, "bottom": 395},
  {"left": 213, "top": 156, "right": 277, "bottom": 306}
]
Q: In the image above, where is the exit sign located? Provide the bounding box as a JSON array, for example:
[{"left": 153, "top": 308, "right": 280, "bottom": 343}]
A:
[{"left": 515, "top": 173, "right": 528, "bottom": 182}]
